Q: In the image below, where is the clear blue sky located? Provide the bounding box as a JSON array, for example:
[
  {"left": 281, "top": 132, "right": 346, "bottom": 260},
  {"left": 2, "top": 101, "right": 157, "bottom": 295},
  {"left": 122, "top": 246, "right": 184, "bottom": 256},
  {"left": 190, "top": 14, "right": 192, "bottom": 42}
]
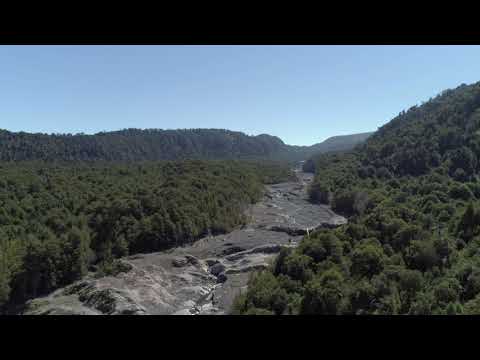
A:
[{"left": 1, "top": 45, "right": 480, "bottom": 145}]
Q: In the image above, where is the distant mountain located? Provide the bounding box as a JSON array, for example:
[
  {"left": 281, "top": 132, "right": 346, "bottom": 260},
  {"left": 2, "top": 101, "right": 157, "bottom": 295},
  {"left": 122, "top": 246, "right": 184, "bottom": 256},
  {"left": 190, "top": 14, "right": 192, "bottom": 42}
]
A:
[
  {"left": 308, "top": 132, "right": 373, "bottom": 154},
  {"left": 0, "top": 128, "right": 372, "bottom": 163},
  {"left": 302, "top": 132, "right": 373, "bottom": 172}
]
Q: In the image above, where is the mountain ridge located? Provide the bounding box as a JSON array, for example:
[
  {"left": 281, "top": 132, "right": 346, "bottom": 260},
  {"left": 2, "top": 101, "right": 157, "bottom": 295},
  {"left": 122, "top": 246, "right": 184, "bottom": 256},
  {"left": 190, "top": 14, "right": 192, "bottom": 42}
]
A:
[{"left": 0, "top": 127, "right": 372, "bottom": 162}]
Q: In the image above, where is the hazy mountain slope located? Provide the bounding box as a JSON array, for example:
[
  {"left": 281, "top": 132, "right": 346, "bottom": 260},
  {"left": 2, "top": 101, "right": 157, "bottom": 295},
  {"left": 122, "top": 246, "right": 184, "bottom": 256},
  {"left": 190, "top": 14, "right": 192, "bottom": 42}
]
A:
[
  {"left": 309, "top": 132, "right": 373, "bottom": 154},
  {"left": 303, "top": 132, "right": 373, "bottom": 172}
]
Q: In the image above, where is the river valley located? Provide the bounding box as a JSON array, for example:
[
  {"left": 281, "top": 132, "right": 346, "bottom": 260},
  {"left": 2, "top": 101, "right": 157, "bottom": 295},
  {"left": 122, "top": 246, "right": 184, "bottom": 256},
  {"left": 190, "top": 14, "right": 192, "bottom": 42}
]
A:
[{"left": 23, "top": 169, "right": 346, "bottom": 315}]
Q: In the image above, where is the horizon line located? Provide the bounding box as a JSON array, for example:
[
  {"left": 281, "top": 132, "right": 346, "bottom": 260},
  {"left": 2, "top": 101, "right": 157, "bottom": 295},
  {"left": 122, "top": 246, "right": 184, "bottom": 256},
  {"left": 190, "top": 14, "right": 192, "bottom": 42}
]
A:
[{"left": 0, "top": 126, "right": 375, "bottom": 147}]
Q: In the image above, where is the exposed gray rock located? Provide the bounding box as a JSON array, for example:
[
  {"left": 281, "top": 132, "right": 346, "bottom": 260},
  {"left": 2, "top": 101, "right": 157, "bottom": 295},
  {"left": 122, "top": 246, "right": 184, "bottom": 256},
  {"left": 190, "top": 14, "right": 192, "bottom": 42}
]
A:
[
  {"left": 225, "top": 244, "right": 282, "bottom": 261},
  {"left": 205, "top": 258, "right": 220, "bottom": 267},
  {"left": 23, "top": 169, "right": 346, "bottom": 316},
  {"left": 225, "top": 263, "right": 269, "bottom": 274},
  {"left": 172, "top": 257, "right": 189, "bottom": 267},
  {"left": 185, "top": 255, "right": 200, "bottom": 266},
  {"left": 172, "top": 309, "right": 193, "bottom": 315},
  {"left": 216, "top": 273, "right": 228, "bottom": 283},
  {"left": 209, "top": 262, "right": 226, "bottom": 276},
  {"left": 268, "top": 225, "right": 308, "bottom": 236},
  {"left": 222, "top": 246, "right": 246, "bottom": 256}
]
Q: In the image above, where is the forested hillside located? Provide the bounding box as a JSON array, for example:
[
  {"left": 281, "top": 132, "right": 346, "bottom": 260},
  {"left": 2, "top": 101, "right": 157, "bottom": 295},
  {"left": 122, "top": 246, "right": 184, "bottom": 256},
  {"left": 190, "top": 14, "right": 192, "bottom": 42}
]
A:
[
  {"left": 0, "top": 128, "right": 371, "bottom": 163},
  {"left": 0, "top": 128, "right": 301, "bottom": 162},
  {"left": 303, "top": 132, "right": 373, "bottom": 172},
  {"left": 234, "top": 81, "right": 480, "bottom": 315},
  {"left": 308, "top": 132, "right": 373, "bottom": 155},
  {"left": 0, "top": 160, "right": 293, "bottom": 312}
]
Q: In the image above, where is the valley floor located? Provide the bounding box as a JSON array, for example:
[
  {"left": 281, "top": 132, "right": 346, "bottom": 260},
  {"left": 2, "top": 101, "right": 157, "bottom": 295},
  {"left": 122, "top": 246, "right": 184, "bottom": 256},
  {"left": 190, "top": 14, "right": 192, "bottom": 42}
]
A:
[{"left": 23, "top": 170, "right": 346, "bottom": 315}]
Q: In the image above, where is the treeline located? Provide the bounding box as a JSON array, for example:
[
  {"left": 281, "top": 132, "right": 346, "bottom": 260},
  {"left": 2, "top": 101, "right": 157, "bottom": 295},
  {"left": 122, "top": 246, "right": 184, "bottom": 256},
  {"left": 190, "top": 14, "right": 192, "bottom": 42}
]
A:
[
  {"left": 234, "top": 81, "right": 480, "bottom": 315},
  {"left": 0, "top": 128, "right": 306, "bottom": 162},
  {"left": 0, "top": 160, "right": 293, "bottom": 312},
  {"left": 0, "top": 128, "right": 373, "bottom": 164}
]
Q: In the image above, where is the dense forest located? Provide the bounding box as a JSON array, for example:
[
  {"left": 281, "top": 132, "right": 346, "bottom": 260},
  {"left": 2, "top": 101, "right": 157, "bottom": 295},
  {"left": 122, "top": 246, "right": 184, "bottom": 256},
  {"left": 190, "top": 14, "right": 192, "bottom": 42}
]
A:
[
  {"left": 233, "top": 81, "right": 480, "bottom": 315},
  {"left": 0, "top": 128, "right": 370, "bottom": 163},
  {"left": 0, "top": 128, "right": 299, "bottom": 161},
  {"left": 0, "top": 159, "right": 293, "bottom": 313},
  {"left": 0, "top": 125, "right": 371, "bottom": 314}
]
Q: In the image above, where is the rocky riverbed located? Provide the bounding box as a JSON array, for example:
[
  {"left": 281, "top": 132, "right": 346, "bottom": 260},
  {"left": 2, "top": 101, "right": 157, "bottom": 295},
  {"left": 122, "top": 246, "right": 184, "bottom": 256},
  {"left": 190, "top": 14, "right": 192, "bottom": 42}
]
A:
[{"left": 23, "top": 169, "right": 346, "bottom": 315}]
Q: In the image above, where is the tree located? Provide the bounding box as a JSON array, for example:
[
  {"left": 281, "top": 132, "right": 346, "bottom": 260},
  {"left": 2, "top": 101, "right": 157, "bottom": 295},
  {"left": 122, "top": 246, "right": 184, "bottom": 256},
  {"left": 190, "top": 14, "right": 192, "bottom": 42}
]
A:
[
  {"left": 462, "top": 268, "right": 480, "bottom": 301},
  {"left": 351, "top": 242, "right": 386, "bottom": 278},
  {"left": 391, "top": 225, "right": 420, "bottom": 251},
  {"left": 349, "top": 279, "right": 376, "bottom": 314},
  {"left": 299, "top": 233, "right": 343, "bottom": 263},
  {"left": 301, "top": 268, "right": 347, "bottom": 314},
  {"left": 463, "top": 294, "right": 480, "bottom": 314},
  {"left": 448, "top": 146, "right": 477, "bottom": 177},
  {"left": 457, "top": 202, "right": 480, "bottom": 241},
  {"left": 398, "top": 269, "right": 424, "bottom": 294},
  {"left": 405, "top": 240, "right": 439, "bottom": 272},
  {"left": 309, "top": 181, "right": 332, "bottom": 204},
  {"left": 449, "top": 184, "right": 474, "bottom": 201},
  {"left": 241, "top": 271, "right": 288, "bottom": 315},
  {"left": 433, "top": 278, "right": 462, "bottom": 307},
  {"left": 63, "top": 226, "right": 92, "bottom": 283},
  {"left": 409, "top": 291, "right": 435, "bottom": 315},
  {"left": 281, "top": 253, "right": 313, "bottom": 283},
  {"left": 0, "top": 238, "right": 24, "bottom": 307}
]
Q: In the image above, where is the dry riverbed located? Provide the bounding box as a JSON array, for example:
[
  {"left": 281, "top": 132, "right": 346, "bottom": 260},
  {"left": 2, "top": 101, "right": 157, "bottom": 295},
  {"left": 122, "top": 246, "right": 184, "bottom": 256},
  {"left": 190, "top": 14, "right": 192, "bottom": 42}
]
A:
[{"left": 23, "top": 170, "right": 346, "bottom": 315}]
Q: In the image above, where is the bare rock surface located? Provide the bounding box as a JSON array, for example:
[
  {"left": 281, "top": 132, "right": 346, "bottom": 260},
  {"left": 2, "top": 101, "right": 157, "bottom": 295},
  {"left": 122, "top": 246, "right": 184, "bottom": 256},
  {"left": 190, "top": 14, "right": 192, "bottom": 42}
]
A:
[{"left": 23, "top": 168, "right": 346, "bottom": 315}]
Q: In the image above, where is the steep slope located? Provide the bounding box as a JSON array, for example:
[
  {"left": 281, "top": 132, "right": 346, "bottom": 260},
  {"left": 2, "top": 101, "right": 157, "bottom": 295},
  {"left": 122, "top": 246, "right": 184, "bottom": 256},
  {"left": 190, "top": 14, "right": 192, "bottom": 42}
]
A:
[
  {"left": 235, "top": 81, "right": 480, "bottom": 315},
  {"left": 357, "top": 82, "right": 480, "bottom": 178}
]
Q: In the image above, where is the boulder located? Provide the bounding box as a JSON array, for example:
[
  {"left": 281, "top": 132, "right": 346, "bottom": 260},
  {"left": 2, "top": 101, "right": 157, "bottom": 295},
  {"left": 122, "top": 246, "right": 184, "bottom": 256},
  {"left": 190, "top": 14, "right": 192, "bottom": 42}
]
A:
[
  {"left": 205, "top": 258, "right": 220, "bottom": 267},
  {"left": 185, "top": 255, "right": 200, "bottom": 266},
  {"left": 216, "top": 273, "right": 228, "bottom": 283},
  {"left": 172, "top": 257, "right": 188, "bottom": 267},
  {"left": 209, "top": 263, "right": 226, "bottom": 276},
  {"left": 172, "top": 255, "right": 201, "bottom": 267}
]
